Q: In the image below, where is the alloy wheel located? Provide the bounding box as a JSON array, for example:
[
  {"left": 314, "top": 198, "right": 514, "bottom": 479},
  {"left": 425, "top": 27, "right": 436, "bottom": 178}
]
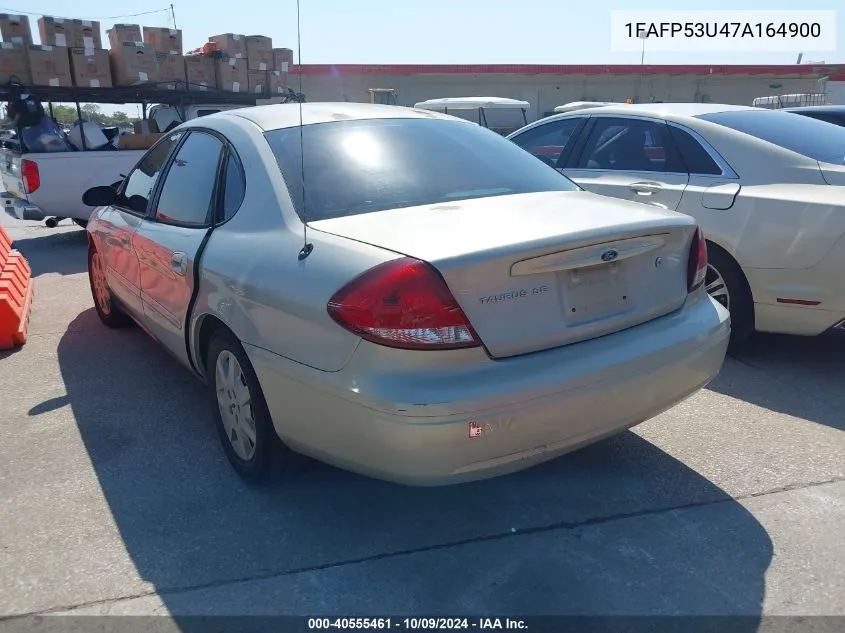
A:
[
  {"left": 90, "top": 251, "right": 111, "bottom": 315},
  {"left": 215, "top": 350, "right": 257, "bottom": 461},
  {"left": 705, "top": 263, "right": 730, "bottom": 310}
]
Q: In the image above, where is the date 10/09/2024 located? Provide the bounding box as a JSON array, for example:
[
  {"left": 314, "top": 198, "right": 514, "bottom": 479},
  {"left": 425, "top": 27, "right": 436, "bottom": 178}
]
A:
[{"left": 307, "top": 617, "right": 528, "bottom": 630}]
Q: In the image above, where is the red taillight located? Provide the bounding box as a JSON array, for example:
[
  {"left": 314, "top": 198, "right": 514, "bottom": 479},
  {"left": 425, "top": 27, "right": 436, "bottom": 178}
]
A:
[
  {"left": 21, "top": 159, "right": 40, "bottom": 194},
  {"left": 687, "top": 227, "right": 708, "bottom": 292},
  {"left": 327, "top": 257, "right": 481, "bottom": 350}
]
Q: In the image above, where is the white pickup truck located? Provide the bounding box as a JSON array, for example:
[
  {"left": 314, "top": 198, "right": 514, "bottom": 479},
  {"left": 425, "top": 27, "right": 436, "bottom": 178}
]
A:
[{"left": 1, "top": 102, "right": 244, "bottom": 228}]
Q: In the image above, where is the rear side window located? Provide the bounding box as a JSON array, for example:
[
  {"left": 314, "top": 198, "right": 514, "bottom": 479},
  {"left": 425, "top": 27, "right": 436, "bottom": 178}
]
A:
[
  {"left": 699, "top": 110, "right": 845, "bottom": 164},
  {"left": 794, "top": 112, "right": 845, "bottom": 127},
  {"left": 154, "top": 131, "right": 224, "bottom": 225},
  {"left": 668, "top": 126, "right": 723, "bottom": 175},
  {"left": 575, "top": 117, "right": 684, "bottom": 173},
  {"left": 222, "top": 152, "right": 246, "bottom": 221},
  {"left": 264, "top": 118, "right": 580, "bottom": 222},
  {"left": 510, "top": 117, "right": 585, "bottom": 166},
  {"left": 120, "top": 131, "right": 183, "bottom": 214}
]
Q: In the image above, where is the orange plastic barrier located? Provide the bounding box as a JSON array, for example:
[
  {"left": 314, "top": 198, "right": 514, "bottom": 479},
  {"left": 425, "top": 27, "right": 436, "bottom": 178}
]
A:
[{"left": 0, "top": 226, "right": 34, "bottom": 350}]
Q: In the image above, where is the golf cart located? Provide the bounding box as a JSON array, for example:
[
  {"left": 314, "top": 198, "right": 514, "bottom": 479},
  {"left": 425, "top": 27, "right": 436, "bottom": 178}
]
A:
[{"left": 413, "top": 97, "right": 531, "bottom": 135}]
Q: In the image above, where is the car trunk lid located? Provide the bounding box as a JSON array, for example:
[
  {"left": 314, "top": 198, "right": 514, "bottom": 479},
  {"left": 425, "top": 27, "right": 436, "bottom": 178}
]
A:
[{"left": 311, "top": 190, "right": 697, "bottom": 358}]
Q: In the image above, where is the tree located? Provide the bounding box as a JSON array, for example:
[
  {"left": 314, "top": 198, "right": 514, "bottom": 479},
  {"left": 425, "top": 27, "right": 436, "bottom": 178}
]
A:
[
  {"left": 81, "top": 103, "right": 104, "bottom": 124},
  {"left": 3, "top": 101, "right": 138, "bottom": 127},
  {"left": 49, "top": 104, "right": 78, "bottom": 125},
  {"left": 45, "top": 103, "right": 137, "bottom": 127}
]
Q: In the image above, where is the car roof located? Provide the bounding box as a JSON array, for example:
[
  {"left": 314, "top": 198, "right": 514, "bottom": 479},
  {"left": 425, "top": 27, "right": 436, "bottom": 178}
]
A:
[
  {"left": 553, "top": 101, "right": 616, "bottom": 113},
  {"left": 782, "top": 105, "right": 845, "bottom": 114},
  {"left": 559, "top": 102, "right": 758, "bottom": 118},
  {"left": 414, "top": 97, "right": 531, "bottom": 109},
  {"left": 508, "top": 102, "right": 764, "bottom": 137},
  {"left": 217, "top": 102, "right": 467, "bottom": 131}
]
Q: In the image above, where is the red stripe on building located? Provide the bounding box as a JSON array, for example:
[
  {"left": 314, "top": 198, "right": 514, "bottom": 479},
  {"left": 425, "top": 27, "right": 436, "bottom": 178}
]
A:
[{"left": 293, "top": 64, "right": 845, "bottom": 81}]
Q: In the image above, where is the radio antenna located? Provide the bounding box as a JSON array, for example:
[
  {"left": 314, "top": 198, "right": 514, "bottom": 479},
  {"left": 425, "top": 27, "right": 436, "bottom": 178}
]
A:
[{"left": 295, "top": 0, "right": 313, "bottom": 261}]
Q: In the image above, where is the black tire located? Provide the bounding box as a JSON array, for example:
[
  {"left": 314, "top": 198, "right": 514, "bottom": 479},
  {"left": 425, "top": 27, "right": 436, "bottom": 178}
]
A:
[
  {"left": 73, "top": 218, "right": 88, "bottom": 229},
  {"left": 706, "top": 243, "right": 755, "bottom": 346},
  {"left": 205, "top": 328, "right": 306, "bottom": 483},
  {"left": 88, "top": 246, "right": 132, "bottom": 328}
]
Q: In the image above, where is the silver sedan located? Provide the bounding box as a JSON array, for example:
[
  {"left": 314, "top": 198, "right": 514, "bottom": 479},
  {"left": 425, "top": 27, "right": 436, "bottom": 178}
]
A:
[
  {"left": 508, "top": 103, "right": 845, "bottom": 345},
  {"left": 82, "top": 103, "right": 730, "bottom": 486}
]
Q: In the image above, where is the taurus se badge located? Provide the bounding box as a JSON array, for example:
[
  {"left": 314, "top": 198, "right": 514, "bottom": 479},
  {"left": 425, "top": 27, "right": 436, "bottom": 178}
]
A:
[{"left": 601, "top": 249, "right": 618, "bottom": 262}]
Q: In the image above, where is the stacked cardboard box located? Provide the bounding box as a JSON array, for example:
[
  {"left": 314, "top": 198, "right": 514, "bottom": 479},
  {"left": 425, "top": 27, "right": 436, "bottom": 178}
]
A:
[
  {"left": 184, "top": 54, "right": 215, "bottom": 91},
  {"left": 110, "top": 41, "right": 157, "bottom": 85},
  {"left": 214, "top": 56, "right": 248, "bottom": 92},
  {"left": 0, "top": 14, "right": 33, "bottom": 85},
  {"left": 27, "top": 44, "right": 72, "bottom": 86},
  {"left": 0, "top": 14, "right": 33, "bottom": 46},
  {"left": 105, "top": 23, "right": 157, "bottom": 86},
  {"left": 69, "top": 47, "right": 111, "bottom": 88},
  {"left": 245, "top": 35, "right": 274, "bottom": 94},
  {"left": 38, "top": 16, "right": 102, "bottom": 48},
  {"left": 119, "top": 133, "right": 164, "bottom": 150},
  {"left": 208, "top": 33, "right": 246, "bottom": 59},
  {"left": 246, "top": 35, "right": 272, "bottom": 70},
  {"left": 268, "top": 70, "right": 288, "bottom": 94},
  {"left": 0, "top": 42, "right": 31, "bottom": 84},
  {"left": 107, "top": 24, "right": 142, "bottom": 49},
  {"left": 248, "top": 70, "right": 266, "bottom": 94},
  {"left": 0, "top": 12, "right": 294, "bottom": 93},
  {"left": 156, "top": 52, "right": 187, "bottom": 89},
  {"left": 209, "top": 33, "right": 250, "bottom": 91},
  {"left": 273, "top": 48, "right": 293, "bottom": 72},
  {"left": 142, "top": 27, "right": 185, "bottom": 90},
  {"left": 26, "top": 15, "right": 107, "bottom": 88},
  {"left": 144, "top": 27, "right": 182, "bottom": 55}
]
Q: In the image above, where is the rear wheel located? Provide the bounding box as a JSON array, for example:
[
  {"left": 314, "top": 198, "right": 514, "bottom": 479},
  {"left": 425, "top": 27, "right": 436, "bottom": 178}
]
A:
[
  {"left": 206, "top": 328, "right": 306, "bottom": 483},
  {"left": 88, "top": 246, "right": 131, "bottom": 328},
  {"left": 705, "top": 243, "right": 754, "bottom": 345}
]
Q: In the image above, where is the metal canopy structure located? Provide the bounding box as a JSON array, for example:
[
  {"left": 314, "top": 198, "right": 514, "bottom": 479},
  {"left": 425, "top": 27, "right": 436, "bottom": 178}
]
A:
[
  {"left": 0, "top": 80, "right": 306, "bottom": 151},
  {"left": 0, "top": 83, "right": 265, "bottom": 109}
]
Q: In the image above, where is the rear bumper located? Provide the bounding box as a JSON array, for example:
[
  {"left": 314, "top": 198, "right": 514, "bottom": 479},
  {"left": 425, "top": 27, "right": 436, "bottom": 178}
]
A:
[
  {"left": 1, "top": 192, "right": 44, "bottom": 221},
  {"left": 754, "top": 302, "right": 845, "bottom": 336},
  {"left": 247, "top": 293, "right": 730, "bottom": 486},
  {"left": 745, "top": 237, "right": 845, "bottom": 336}
]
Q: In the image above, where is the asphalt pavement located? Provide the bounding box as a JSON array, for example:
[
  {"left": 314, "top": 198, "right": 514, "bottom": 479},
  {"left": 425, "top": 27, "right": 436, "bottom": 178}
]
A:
[{"left": 0, "top": 212, "right": 843, "bottom": 625}]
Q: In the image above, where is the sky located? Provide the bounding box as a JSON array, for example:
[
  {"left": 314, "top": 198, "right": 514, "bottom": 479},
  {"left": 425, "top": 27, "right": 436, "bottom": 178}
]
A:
[{"left": 3, "top": 0, "right": 841, "bottom": 115}]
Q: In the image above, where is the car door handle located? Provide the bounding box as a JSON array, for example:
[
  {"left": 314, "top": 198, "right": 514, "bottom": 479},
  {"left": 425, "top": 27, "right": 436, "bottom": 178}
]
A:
[
  {"left": 629, "top": 182, "right": 663, "bottom": 195},
  {"left": 171, "top": 252, "right": 187, "bottom": 276}
]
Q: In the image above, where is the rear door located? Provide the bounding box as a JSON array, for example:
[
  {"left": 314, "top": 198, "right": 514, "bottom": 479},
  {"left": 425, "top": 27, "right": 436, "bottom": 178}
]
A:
[
  {"left": 96, "top": 131, "right": 184, "bottom": 317},
  {"left": 132, "top": 130, "right": 233, "bottom": 367},
  {"left": 667, "top": 123, "right": 741, "bottom": 215},
  {"left": 563, "top": 116, "right": 689, "bottom": 210}
]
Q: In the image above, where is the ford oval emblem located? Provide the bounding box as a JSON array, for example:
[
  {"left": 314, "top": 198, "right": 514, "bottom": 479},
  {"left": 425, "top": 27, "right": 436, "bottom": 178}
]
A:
[{"left": 601, "top": 249, "right": 618, "bottom": 262}]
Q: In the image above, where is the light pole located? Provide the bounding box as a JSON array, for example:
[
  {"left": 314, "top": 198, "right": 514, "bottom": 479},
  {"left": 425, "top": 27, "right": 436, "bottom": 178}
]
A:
[{"left": 639, "top": 31, "right": 648, "bottom": 65}]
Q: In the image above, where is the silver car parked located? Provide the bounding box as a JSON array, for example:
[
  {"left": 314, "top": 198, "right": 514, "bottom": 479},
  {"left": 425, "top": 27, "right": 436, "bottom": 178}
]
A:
[{"left": 83, "top": 103, "right": 730, "bottom": 486}]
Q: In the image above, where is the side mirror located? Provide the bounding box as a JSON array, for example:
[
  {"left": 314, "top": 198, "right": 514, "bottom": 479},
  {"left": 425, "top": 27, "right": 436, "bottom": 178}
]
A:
[{"left": 82, "top": 185, "right": 117, "bottom": 207}]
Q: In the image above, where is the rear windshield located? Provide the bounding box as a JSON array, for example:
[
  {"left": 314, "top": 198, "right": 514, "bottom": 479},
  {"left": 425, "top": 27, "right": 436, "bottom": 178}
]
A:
[
  {"left": 698, "top": 110, "right": 845, "bottom": 165},
  {"left": 264, "top": 117, "right": 579, "bottom": 222}
]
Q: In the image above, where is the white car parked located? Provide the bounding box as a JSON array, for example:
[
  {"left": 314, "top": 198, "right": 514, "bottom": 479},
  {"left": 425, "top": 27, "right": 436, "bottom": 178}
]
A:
[{"left": 508, "top": 103, "right": 845, "bottom": 344}]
